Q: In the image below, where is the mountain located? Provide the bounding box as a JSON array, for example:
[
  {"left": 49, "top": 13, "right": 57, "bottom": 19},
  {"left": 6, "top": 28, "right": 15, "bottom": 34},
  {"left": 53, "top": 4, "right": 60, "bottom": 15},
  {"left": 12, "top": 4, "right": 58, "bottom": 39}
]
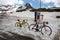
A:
[
  {"left": 16, "top": 3, "right": 34, "bottom": 12},
  {"left": 0, "top": 5, "right": 18, "bottom": 13},
  {"left": 0, "top": 5, "right": 12, "bottom": 11},
  {"left": 25, "top": 3, "right": 33, "bottom": 9}
]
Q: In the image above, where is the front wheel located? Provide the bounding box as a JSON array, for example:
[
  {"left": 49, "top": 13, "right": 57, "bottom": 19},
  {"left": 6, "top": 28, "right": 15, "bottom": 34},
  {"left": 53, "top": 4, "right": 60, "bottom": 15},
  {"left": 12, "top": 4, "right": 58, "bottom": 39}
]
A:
[
  {"left": 41, "top": 26, "right": 52, "bottom": 36},
  {"left": 23, "top": 22, "right": 29, "bottom": 28}
]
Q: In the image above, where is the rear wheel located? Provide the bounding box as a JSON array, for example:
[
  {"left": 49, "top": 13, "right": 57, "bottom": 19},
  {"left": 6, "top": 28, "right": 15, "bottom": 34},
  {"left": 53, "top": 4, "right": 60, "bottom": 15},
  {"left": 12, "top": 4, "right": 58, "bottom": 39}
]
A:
[
  {"left": 15, "top": 22, "right": 22, "bottom": 27},
  {"left": 15, "top": 22, "right": 19, "bottom": 27},
  {"left": 41, "top": 26, "right": 52, "bottom": 35},
  {"left": 28, "top": 24, "right": 36, "bottom": 31}
]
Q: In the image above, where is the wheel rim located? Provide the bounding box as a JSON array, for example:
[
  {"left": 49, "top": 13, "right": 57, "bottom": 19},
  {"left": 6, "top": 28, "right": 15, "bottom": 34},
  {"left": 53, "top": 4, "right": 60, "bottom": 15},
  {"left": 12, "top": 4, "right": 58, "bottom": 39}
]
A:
[
  {"left": 29, "top": 24, "right": 36, "bottom": 31},
  {"left": 23, "top": 23, "right": 29, "bottom": 28},
  {"left": 15, "top": 22, "right": 21, "bottom": 28},
  {"left": 15, "top": 22, "right": 18, "bottom": 27},
  {"left": 41, "top": 26, "right": 52, "bottom": 35}
]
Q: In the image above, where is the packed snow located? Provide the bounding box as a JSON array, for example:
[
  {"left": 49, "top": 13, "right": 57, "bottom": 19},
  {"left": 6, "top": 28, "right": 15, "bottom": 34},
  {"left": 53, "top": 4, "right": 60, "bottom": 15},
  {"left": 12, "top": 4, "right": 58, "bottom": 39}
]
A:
[{"left": 0, "top": 12, "right": 60, "bottom": 40}]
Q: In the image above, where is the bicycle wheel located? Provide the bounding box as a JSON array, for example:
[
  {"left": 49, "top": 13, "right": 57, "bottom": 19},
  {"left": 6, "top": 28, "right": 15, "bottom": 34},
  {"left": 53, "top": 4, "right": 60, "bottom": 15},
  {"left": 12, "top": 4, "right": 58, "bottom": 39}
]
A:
[
  {"left": 15, "top": 22, "right": 19, "bottom": 27},
  {"left": 23, "top": 22, "right": 29, "bottom": 28},
  {"left": 28, "top": 24, "right": 36, "bottom": 31},
  {"left": 41, "top": 26, "right": 52, "bottom": 35}
]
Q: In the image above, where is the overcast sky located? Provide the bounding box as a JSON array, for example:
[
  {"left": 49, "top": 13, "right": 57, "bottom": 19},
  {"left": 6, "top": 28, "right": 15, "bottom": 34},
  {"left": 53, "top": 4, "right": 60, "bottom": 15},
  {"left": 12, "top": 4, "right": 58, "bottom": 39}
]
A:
[{"left": 0, "top": 0, "right": 60, "bottom": 8}]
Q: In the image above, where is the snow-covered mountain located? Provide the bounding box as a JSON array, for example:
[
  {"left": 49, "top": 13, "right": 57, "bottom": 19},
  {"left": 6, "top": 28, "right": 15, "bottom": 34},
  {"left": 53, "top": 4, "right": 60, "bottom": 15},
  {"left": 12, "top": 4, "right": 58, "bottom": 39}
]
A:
[
  {"left": 0, "top": 5, "right": 19, "bottom": 13},
  {"left": 0, "top": 5, "right": 11, "bottom": 10},
  {"left": 16, "top": 3, "right": 34, "bottom": 12},
  {"left": 7, "top": 7, "right": 18, "bottom": 13}
]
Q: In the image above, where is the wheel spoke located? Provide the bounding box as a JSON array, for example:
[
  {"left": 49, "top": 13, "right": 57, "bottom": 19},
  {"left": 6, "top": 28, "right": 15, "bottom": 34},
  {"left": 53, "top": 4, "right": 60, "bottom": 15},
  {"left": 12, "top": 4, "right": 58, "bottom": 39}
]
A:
[{"left": 41, "top": 26, "right": 52, "bottom": 35}]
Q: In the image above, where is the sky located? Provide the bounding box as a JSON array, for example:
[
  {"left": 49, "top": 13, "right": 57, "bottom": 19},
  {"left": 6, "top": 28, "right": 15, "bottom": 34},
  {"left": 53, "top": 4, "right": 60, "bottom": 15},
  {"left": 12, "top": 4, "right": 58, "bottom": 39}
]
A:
[{"left": 0, "top": 0, "right": 60, "bottom": 9}]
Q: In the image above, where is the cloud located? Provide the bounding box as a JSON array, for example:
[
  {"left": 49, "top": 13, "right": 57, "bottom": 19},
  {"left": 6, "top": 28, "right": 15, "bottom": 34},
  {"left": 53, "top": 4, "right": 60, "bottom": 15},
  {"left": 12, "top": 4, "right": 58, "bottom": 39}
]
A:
[
  {"left": 17, "top": 0, "right": 24, "bottom": 4},
  {"left": 41, "top": 0, "right": 60, "bottom": 7},
  {"left": 41, "top": 0, "right": 55, "bottom": 3},
  {"left": 54, "top": 0, "right": 60, "bottom": 7},
  {"left": 0, "top": 0, "right": 24, "bottom": 5},
  {"left": 47, "top": 6, "right": 51, "bottom": 8}
]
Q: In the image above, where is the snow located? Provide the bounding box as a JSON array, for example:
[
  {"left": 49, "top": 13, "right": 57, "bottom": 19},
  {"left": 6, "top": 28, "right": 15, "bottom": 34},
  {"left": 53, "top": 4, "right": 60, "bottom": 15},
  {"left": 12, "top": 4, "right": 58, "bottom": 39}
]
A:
[{"left": 0, "top": 12, "right": 60, "bottom": 40}]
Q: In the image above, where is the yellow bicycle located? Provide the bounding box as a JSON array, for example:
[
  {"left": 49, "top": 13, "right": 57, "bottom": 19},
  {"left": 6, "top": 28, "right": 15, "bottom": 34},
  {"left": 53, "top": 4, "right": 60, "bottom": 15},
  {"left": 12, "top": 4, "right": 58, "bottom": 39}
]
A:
[{"left": 15, "top": 19, "right": 29, "bottom": 28}]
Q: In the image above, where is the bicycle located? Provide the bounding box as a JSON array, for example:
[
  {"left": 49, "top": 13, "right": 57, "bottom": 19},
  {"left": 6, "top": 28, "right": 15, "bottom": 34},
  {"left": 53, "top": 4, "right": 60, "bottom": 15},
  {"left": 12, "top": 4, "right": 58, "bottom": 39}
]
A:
[
  {"left": 15, "top": 19, "right": 29, "bottom": 28},
  {"left": 28, "top": 21, "right": 52, "bottom": 35}
]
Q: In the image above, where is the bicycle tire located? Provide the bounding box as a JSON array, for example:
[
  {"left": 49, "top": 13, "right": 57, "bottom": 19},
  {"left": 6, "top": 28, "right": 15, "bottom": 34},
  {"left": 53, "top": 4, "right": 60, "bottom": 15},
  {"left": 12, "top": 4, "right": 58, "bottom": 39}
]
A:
[
  {"left": 15, "top": 22, "right": 18, "bottom": 27},
  {"left": 28, "top": 24, "right": 36, "bottom": 31},
  {"left": 23, "top": 22, "right": 29, "bottom": 28},
  {"left": 41, "top": 26, "right": 52, "bottom": 35}
]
